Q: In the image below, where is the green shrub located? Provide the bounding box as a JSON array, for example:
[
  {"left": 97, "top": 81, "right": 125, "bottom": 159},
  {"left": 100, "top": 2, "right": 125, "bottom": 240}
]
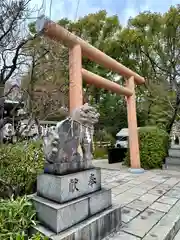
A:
[
  {"left": 124, "top": 126, "right": 169, "bottom": 169},
  {"left": 0, "top": 140, "right": 44, "bottom": 198},
  {"left": 0, "top": 196, "right": 36, "bottom": 239},
  {"left": 93, "top": 146, "right": 107, "bottom": 159},
  {"left": 0, "top": 196, "right": 48, "bottom": 240},
  {"left": 16, "top": 233, "right": 48, "bottom": 240}
]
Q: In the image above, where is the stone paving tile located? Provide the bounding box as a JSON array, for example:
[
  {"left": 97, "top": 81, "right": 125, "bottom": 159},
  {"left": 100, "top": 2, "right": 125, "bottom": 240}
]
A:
[
  {"left": 150, "top": 202, "right": 172, "bottom": 213},
  {"left": 139, "top": 181, "right": 160, "bottom": 191},
  {"left": 126, "top": 187, "right": 148, "bottom": 196},
  {"left": 143, "top": 180, "right": 161, "bottom": 187},
  {"left": 154, "top": 175, "right": 171, "bottom": 180},
  {"left": 103, "top": 175, "right": 134, "bottom": 184},
  {"left": 117, "top": 175, "right": 138, "bottom": 181},
  {"left": 126, "top": 199, "right": 150, "bottom": 212},
  {"left": 148, "top": 184, "right": 171, "bottom": 196},
  {"left": 150, "top": 177, "right": 167, "bottom": 183},
  {"left": 121, "top": 207, "right": 140, "bottom": 223},
  {"left": 147, "top": 189, "right": 166, "bottom": 196},
  {"left": 124, "top": 176, "right": 139, "bottom": 181},
  {"left": 101, "top": 182, "right": 120, "bottom": 189},
  {"left": 111, "top": 183, "right": 135, "bottom": 196},
  {"left": 139, "top": 193, "right": 160, "bottom": 204},
  {"left": 156, "top": 183, "right": 172, "bottom": 190},
  {"left": 175, "top": 181, "right": 180, "bottom": 187},
  {"left": 139, "top": 184, "right": 158, "bottom": 192},
  {"left": 164, "top": 177, "right": 180, "bottom": 186},
  {"left": 172, "top": 185, "right": 180, "bottom": 192},
  {"left": 128, "top": 179, "right": 144, "bottom": 185},
  {"left": 113, "top": 173, "right": 132, "bottom": 178},
  {"left": 103, "top": 178, "right": 117, "bottom": 184},
  {"left": 134, "top": 175, "right": 154, "bottom": 183},
  {"left": 103, "top": 230, "right": 141, "bottom": 240},
  {"left": 143, "top": 200, "right": 180, "bottom": 240},
  {"left": 114, "top": 179, "right": 128, "bottom": 185},
  {"left": 157, "top": 195, "right": 178, "bottom": 205},
  {"left": 122, "top": 208, "right": 164, "bottom": 238},
  {"left": 165, "top": 189, "right": 180, "bottom": 199},
  {"left": 114, "top": 191, "right": 140, "bottom": 206}
]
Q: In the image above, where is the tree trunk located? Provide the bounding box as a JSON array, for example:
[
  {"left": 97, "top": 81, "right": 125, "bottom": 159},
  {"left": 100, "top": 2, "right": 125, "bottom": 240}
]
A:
[
  {"left": 34, "top": 117, "right": 42, "bottom": 137},
  {"left": 166, "top": 104, "right": 178, "bottom": 134},
  {"left": 0, "top": 85, "right": 5, "bottom": 144}
]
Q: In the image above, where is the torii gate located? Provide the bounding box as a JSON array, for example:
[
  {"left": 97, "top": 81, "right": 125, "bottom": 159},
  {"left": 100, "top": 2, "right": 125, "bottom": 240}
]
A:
[{"left": 36, "top": 15, "right": 145, "bottom": 172}]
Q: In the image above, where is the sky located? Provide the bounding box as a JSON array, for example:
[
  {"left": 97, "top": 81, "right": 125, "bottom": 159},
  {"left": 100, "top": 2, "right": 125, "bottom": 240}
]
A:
[{"left": 29, "top": 0, "right": 179, "bottom": 25}]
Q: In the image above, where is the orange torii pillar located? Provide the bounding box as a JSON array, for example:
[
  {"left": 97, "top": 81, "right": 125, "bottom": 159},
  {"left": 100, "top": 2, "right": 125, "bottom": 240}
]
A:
[{"left": 36, "top": 15, "right": 145, "bottom": 173}]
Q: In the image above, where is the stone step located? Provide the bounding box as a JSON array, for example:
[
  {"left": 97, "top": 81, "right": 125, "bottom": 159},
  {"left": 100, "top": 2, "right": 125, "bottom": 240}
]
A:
[
  {"left": 30, "top": 203, "right": 122, "bottom": 240},
  {"left": 102, "top": 231, "right": 141, "bottom": 239},
  {"left": 31, "top": 188, "right": 112, "bottom": 234},
  {"left": 174, "top": 228, "right": 180, "bottom": 240},
  {"left": 168, "top": 148, "right": 180, "bottom": 158},
  {"left": 165, "top": 157, "right": 180, "bottom": 165},
  {"left": 37, "top": 168, "right": 101, "bottom": 203}
]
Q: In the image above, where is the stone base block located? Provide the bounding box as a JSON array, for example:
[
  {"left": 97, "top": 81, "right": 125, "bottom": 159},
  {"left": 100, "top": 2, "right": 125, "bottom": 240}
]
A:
[
  {"left": 166, "top": 157, "right": 180, "bottom": 166},
  {"left": 32, "top": 188, "right": 112, "bottom": 233},
  {"left": 37, "top": 168, "right": 101, "bottom": 203},
  {"left": 30, "top": 203, "right": 121, "bottom": 240},
  {"left": 128, "top": 168, "right": 145, "bottom": 174},
  {"left": 168, "top": 148, "right": 180, "bottom": 158},
  {"left": 171, "top": 145, "right": 180, "bottom": 150}
]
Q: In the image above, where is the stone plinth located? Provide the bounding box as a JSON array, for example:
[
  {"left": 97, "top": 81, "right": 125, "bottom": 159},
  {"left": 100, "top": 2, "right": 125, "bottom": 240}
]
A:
[
  {"left": 169, "top": 148, "right": 180, "bottom": 158},
  {"left": 166, "top": 157, "right": 180, "bottom": 166},
  {"left": 31, "top": 167, "right": 122, "bottom": 239},
  {"left": 37, "top": 168, "right": 101, "bottom": 203},
  {"left": 31, "top": 204, "right": 122, "bottom": 240},
  {"left": 32, "top": 188, "right": 112, "bottom": 233},
  {"left": 166, "top": 147, "right": 180, "bottom": 166}
]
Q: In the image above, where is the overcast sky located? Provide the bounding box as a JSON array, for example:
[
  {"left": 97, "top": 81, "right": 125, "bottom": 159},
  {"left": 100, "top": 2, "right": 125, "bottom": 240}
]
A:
[{"left": 29, "top": 0, "right": 179, "bottom": 25}]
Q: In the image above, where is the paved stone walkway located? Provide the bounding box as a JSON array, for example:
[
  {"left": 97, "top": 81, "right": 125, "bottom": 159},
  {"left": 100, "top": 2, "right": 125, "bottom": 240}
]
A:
[{"left": 93, "top": 160, "right": 180, "bottom": 240}]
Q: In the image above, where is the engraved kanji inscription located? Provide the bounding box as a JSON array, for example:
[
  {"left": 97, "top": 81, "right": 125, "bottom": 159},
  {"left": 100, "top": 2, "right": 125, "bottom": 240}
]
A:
[
  {"left": 88, "top": 173, "right": 97, "bottom": 187},
  {"left": 69, "top": 178, "right": 79, "bottom": 192}
]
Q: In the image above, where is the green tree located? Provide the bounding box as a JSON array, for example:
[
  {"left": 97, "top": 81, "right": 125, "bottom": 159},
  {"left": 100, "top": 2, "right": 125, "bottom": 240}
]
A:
[
  {"left": 116, "top": 5, "right": 180, "bottom": 133},
  {"left": 21, "top": 28, "right": 69, "bottom": 122},
  {"left": 58, "top": 10, "right": 122, "bottom": 104}
]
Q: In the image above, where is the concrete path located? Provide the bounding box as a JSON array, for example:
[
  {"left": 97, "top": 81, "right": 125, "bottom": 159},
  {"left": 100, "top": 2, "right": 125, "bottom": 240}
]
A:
[{"left": 93, "top": 160, "right": 180, "bottom": 240}]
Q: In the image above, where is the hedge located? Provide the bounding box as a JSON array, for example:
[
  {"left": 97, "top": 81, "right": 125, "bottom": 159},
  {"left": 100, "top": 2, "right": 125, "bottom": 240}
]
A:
[
  {"left": 124, "top": 126, "right": 169, "bottom": 169},
  {"left": 0, "top": 139, "right": 110, "bottom": 197},
  {"left": 0, "top": 140, "right": 44, "bottom": 198}
]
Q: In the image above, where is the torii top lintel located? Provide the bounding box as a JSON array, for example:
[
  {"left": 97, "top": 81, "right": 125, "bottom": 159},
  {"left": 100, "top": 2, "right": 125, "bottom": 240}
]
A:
[{"left": 36, "top": 15, "right": 145, "bottom": 85}]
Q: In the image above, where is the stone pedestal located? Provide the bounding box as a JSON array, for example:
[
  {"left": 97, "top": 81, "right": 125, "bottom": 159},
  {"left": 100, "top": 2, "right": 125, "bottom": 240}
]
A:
[
  {"left": 37, "top": 168, "right": 101, "bottom": 203},
  {"left": 165, "top": 146, "right": 180, "bottom": 166},
  {"left": 31, "top": 167, "right": 122, "bottom": 239}
]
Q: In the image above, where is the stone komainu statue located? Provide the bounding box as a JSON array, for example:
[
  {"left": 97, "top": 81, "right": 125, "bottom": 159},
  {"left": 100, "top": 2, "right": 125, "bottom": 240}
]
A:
[{"left": 43, "top": 103, "right": 100, "bottom": 174}]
